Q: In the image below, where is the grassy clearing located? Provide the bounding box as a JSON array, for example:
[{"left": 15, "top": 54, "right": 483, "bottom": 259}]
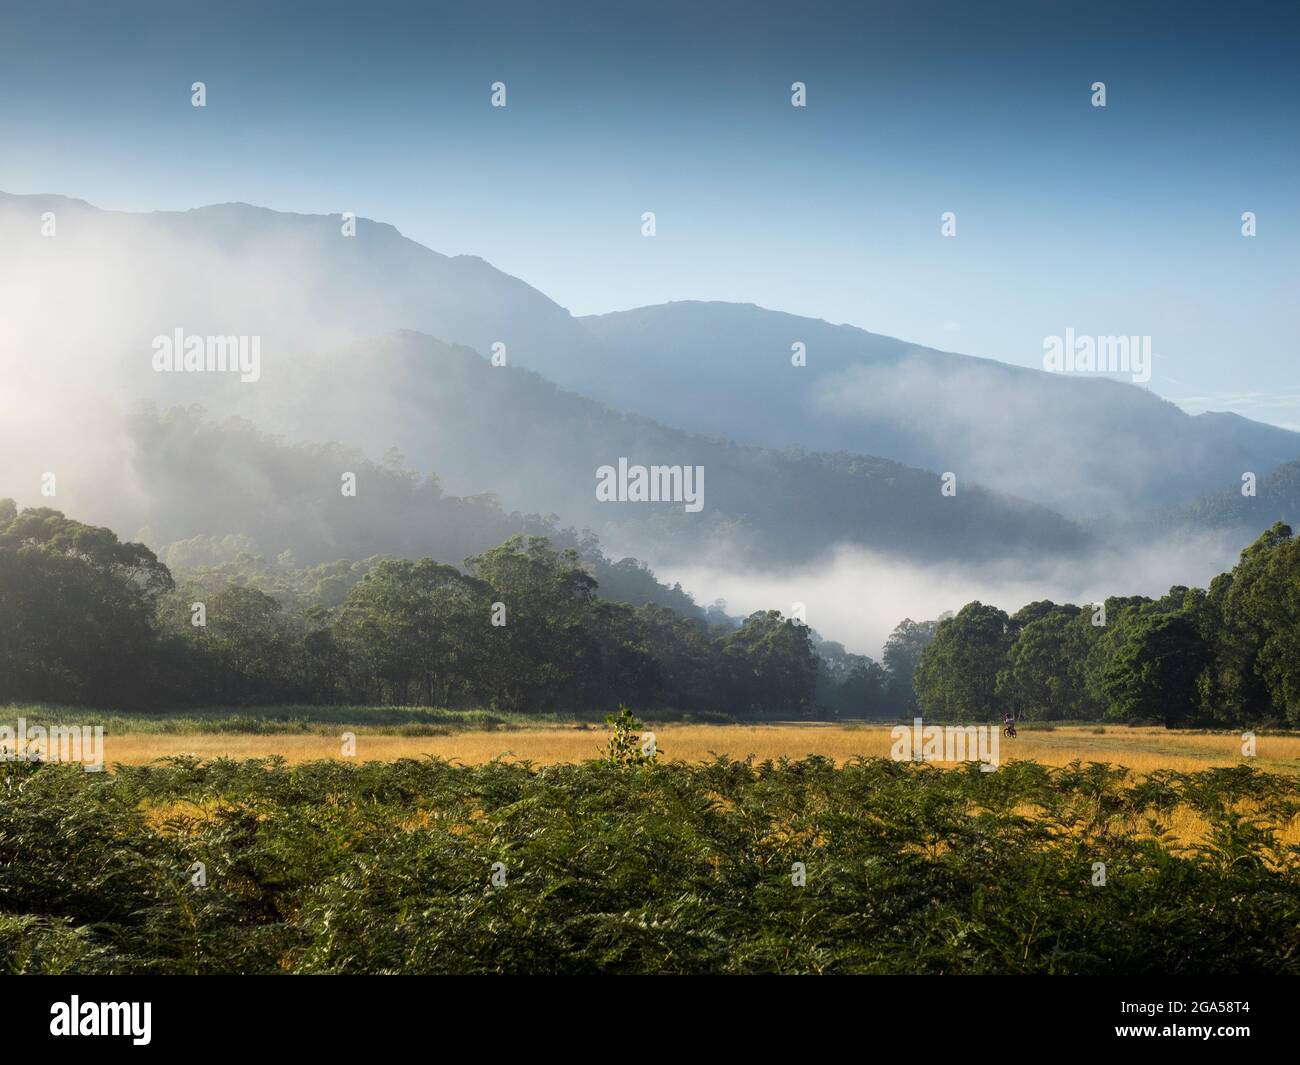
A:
[
  {"left": 0, "top": 703, "right": 738, "bottom": 735},
  {"left": 9, "top": 705, "right": 1298, "bottom": 850},
  {"left": 7, "top": 703, "right": 1299, "bottom": 775},
  {"left": 68, "top": 720, "right": 1300, "bottom": 777}
]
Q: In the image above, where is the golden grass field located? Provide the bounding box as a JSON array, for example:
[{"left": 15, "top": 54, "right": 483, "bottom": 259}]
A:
[
  {"left": 106, "top": 723, "right": 1300, "bottom": 850},
  {"left": 99, "top": 722, "right": 1300, "bottom": 776}
]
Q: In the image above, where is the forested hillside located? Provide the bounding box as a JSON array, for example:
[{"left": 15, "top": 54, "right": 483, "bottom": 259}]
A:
[
  {"left": 0, "top": 499, "right": 908, "bottom": 717},
  {"left": 10, "top": 488, "right": 1298, "bottom": 729},
  {"left": 1161, "top": 458, "right": 1300, "bottom": 534}
]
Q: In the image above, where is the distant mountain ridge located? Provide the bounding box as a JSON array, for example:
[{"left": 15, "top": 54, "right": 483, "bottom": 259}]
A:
[
  {"left": 3, "top": 190, "right": 1295, "bottom": 532},
  {"left": 578, "top": 302, "right": 1300, "bottom": 518}
]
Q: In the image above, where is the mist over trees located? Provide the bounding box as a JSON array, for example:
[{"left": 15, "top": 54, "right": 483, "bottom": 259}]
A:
[
  {"left": 4, "top": 197, "right": 1298, "bottom": 724},
  {"left": 912, "top": 523, "right": 1300, "bottom": 728},
  {"left": 8, "top": 488, "right": 1298, "bottom": 728},
  {"left": 115, "top": 388, "right": 1087, "bottom": 574}
]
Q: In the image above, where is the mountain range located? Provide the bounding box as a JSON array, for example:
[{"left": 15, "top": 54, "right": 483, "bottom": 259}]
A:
[{"left": 2, "top": 190, "right": 1296, "bottom": 582}]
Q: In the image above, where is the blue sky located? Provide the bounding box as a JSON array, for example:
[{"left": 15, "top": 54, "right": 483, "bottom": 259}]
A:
[{"left": 2, "top": 0, "right": 1297, "bottom": 425}]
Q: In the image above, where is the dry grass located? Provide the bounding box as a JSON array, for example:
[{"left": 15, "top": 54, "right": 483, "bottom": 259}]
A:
[
  {"left": 110, "top": 722, "right": 1300, "bottom": 853},
  {"left": 99, "top": 722, "right": 1300, "bottom": 775}
]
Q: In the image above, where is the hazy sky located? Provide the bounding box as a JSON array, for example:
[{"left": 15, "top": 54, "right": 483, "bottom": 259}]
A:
[{"left": 3, "top": 0, "right": 1297, "bottom": 425}]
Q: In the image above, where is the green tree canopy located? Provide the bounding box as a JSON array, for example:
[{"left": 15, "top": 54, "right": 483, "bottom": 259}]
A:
[{"left": 914, "top": 602, "right": 1012, "bottom": 721}]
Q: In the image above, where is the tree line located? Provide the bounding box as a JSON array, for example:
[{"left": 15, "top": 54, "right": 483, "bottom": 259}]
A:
[
  {"left": 0, "top": 499, "right": 920, "bottom": 718},
  {"left": 913, "top": 522, "right": 1300, "bottom": 728},
  {"left": 21, "top": 497, "right": 1295, "bottom": 727}
]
